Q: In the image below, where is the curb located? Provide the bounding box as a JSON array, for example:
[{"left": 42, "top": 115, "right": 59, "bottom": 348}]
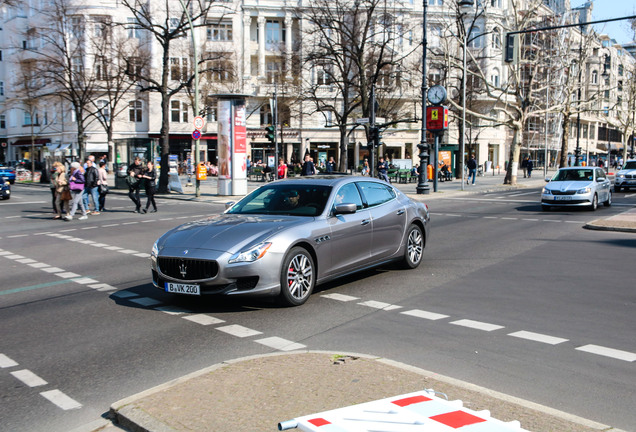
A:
[{"left": 108, "top": 350, "right": 624, "bottom": 432}]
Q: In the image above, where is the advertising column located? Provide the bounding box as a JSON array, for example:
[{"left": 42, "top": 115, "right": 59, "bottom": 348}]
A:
[{"left": 217, "top": 95, "right": 248, "bottom": 196}]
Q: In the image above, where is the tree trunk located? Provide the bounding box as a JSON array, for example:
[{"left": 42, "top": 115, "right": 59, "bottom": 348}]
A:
[
  {"left": 157, "top": 91, "right": 171, "bottom": 194},
  {"left": 338, "top": 124, "right": 348, "bottom": 172},
  {"left": 504, "top": 125, "right": 522, "bottom": 185},
  {"left": 559, "top": 115, "right": 570, "bottom": 169}
]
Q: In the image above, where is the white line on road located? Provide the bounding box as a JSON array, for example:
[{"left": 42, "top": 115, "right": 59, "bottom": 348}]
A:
[
  {"left": 102, "top": 224, "right": 120, "bottom": 227},
  {"left": 11, "top": 369, "right": 48, "bottom": 387},
  {"left": 358, "top": 300, "right": 402, "bottom": 311},
  {"left": 401, "top": 309, "right": 449, "bottom": 321},
  {"left": 321, "top": 293, "right": 360, "bottom": 302},
  {"left": 450, "top": 319, "right": 504, "bottom": 332},
  {"left": 40, "top": 266, "right": 64, "bottom": 273},
  {"left": 576, "top": 345, "right": 636, "bottom": 362},
  {"left": 1, "top": 201, "right": 46, "bottom": 205},
  {"left": 55, "top": 272, "right": 81, "bottom": 279},
  {"left": 5, "top": 254, "right": 25, "bottom": 260},
  {"left": 255, "top": 337, "right": 306, "bottom": 351},
  {"left": 183, "top": 314, "right": 225, "bottom": 326},
  {"left": 155, "top": 306, "right": 191, "bottom": 315},
  {"left": 40, "top": 389, "right": 82, "bottom": 410},
  {"left": 7, "top": 234, "right": 28, "bottom": 238},
  {"left": 508, "top": 331, "right": 569, "bottom": 345},
  {"left": 216, "top": 324, "right": 262, "bottom": 338},
  {"left": 111, "top": 290, "right": 138, "bottom": 299},
  {"left": 0, "top": 353, "right": 18, "bottom": 368}
]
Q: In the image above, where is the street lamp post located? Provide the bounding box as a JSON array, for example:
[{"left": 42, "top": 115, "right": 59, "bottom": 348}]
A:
[
  {"left": 458, "top": 0, "right": 477, "bottom": 191},
  {"left": 178, "top": 0, "right": 201, "bottom": 197},
  {"left": 416, "top": 0, "right": 430, "bottom": 194}
]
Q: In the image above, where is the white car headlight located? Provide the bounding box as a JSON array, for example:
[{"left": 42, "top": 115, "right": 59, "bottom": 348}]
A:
[
  {"left": 617, "top": 174, "right": 625, "bottom": 178},
  {"left": 151, "top": 241, "right": 159, "bottom": 257},
  {"left": 229, "top": 242, "right": 272, "bottom": 264},
  {"left": 542, "top": 188, "right": 552, "bottom": 195},
  {"left": 576, "top": 187, "right": 591, "bottom": 194}
]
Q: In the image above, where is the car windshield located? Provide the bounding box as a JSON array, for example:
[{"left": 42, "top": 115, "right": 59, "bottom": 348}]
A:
[
  {"left": 623, "top": 161, "right": 636, "bottom": 169},
  {"left": 552, "top": 169, "right": 593, "bottom": 182},
  {"left": 226, "top": 184, "right": 332, "bottom": 217}
]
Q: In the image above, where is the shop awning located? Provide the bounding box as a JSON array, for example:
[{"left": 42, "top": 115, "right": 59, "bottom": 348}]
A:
[
  {"left": 11, "top": 138, "right": 51, "bottom": 146},
  {"left": 86, "top": 142, "right": 109, "bottom": 153},
  {"left": 46, "top": 144, "right": 60, "bottom": 151}
]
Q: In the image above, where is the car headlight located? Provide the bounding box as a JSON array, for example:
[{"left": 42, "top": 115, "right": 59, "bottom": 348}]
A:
[
  {"left": 151, "top": 241, "right": 159, "bottom": 258},
  {"left": 617, "top": 174, "right": 625, "bottom": 178},
  {"left": 542, "top": 188, "right": 552, "bottom": 195},
  {"left": 576, "top": 187, "right": 591, "bottom": 194},
  {"left": 228, "top": 242, "right": 272, "bottom": 264}
]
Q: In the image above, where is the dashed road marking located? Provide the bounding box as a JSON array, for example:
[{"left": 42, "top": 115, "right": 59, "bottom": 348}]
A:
[
  {"left": 449, "top": 319, "right": 504, "bottom": 332},
  {"left": 216, "top": 324, "right": 262, "bottom": 338},
  {"left": 183, "top": 314, "right": 225, "bottom": 326},
  {"left": 576, "top": 345, "right": 636, "bottom": 362},
  {"left": 111, "top": 291, "right": 138, "bottom": 299},
  {"left": 358, "top": 300, "right": 402, "bottom": 311},
  {"left": 55, "top": 272, "right": 81, "bottom": 279},
  {"left": 11, "top": 369, "right": 48, "bottom": 387},
  {"left": 508, "top": 331, "right": 568, "bottom": 345},
  {"left": 255, "top": 337, "right": 306, "bottom": 351},
  {"left": 0, "top": 354, "right": 18, "bottom": 368},
  {"left": 401, "top": 309, "right": 449, "bottom": 321},
  {"left": 40, "top": 389, "right": 82, "bottom": 410},
  {"left": 321, "top": 293, "right": 359, "bottom": 302},
  {"left": 41, "top": 266, "right": 64, "bottom": 273}
]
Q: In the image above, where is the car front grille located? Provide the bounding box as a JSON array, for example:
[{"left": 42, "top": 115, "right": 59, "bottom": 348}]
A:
[
  {"left": 551, "top": 190, "right": 577, "bottom": 195},
  {"left": 626, "top": 174, "right": 635, "bottom": 179},
  {"left": 158, "top": 257, "right": 219, "bottom": 281}
]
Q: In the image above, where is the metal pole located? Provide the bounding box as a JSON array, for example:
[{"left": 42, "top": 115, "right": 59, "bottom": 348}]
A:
[
  {"left": 178, "top": 0, "right": 200, "bottom": 197},
  {"left": 575, "top": 35, "right": 582, "bottom": 167},
  {"left": 416, "top": 0, "right": 430, "bottom": 194},
  {"left": 274, "top": 86, "right": 278, "bottom": 170},
  {"left": 461, "top": 32, "right": 466, "bottom": 191},
  {"left": 544, "top": 67, "right": 549, "bottom": 178},
  {"left": 433, "top": 134, "right": 439, "bottom": 192}
]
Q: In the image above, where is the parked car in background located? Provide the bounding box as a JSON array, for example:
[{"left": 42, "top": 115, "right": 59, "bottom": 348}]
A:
[
  {"left": 0, "top": 176, "right": 11, "bottom": 200},
  {"left": 542, "top": 167, "right": 611, "bottom": 211},
  {"left": 151, "top": 176, "right": 430, "bottom": 306},
  {"left": 0, "top": 166, "right": 16, "bottom": 184},
  {"left": 614, "top": 159, "right": 636, "bottom": 192}
]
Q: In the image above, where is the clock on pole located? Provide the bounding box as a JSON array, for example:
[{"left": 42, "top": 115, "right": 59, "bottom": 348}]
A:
[{"left": 427, "top": 85, "right": 447, "bottom": 105}]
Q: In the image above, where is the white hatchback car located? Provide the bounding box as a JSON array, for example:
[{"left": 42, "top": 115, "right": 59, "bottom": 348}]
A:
[
  {"left": 542, "top": 167, "right": 612, "bottom": 211},
  {"left": 614, "top": 159, "right": 636, "bottom": 192}
]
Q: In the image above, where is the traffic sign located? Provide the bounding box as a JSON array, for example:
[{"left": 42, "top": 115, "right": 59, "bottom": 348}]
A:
[
  {"left": 192, "top": 130, "right": 201, "bottom": 140},
  {"left": 356, "top": 118, "right": 369, "bottom": 124},
  {"left": 193, "top": 116, "right": 205, "bottom": 130}
]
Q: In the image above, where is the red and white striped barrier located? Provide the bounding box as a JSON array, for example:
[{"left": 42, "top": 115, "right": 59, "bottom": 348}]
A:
[{"left": 279, "top": 389, "right": 529, "bottom": 431}]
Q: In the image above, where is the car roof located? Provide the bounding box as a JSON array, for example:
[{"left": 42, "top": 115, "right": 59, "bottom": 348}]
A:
[{"left": 271, "top": 175, "right": 389, "bottom": 188}]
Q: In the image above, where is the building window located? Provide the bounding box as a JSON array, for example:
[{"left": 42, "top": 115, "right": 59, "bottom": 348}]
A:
[
  {"left": 207, "top": 21, "right": 232, "bottom": 41},
  {"left": 260, "top": 105, "right": 272, "bottom": 126},
  {"left": 171, "top": 100, "right": 188, "bottom": 122},
  {"left": 93, "top": 16, "right": 110, "bottom": 40},
  {"left": 72, "top": 56, "right": 83, "bottom": 73},
  {"left": 127, "top": 17, "right": 142, "bottom": 38},
  {"left": 266, "top": 20, "right": 281, "bottom": 44},
  {"left": 266, "top": 61, "right": 281, "bottom": 84},
  {"left": 618, "top": 65, "right": 624, "bottom": 76},
  {"left": 126, "top": 56, "right": 144, "bottom": 80},
  {"left": 207, "top": 60, "right": 233, "bottom": 82},
  {"left": 316, "top": 65, "right": 332, "bottom": 85},
  {"left": 0, "top": 115, "right": 5, "bottom": 129},
  {"left": 491, "top": 27, "right": 501, "bottom": 49},
  {"left": 428, "top": 0, "right": 443, "bottom": 5},
  {"left": 490, "top": 69, "right": 500, "bottom": 87},
  {"left": 0, "top": 81, "right": 4, "bottom": 96},
  {"left": 97, "top": 100, "right": 110, "bottom": 122},
  {"left": 170, "top": 57, "right": 188, "bottom": 81},
  {"left": 95, "top": 56, "right": 108, "bottom": 80},
  {"left": 70, "top": 16, "right": 83, "bottom": 39},
  {"left": 129, "top": 100, "right": 142, "bottom": 122},
  {"left": 491, "top": 0, "right": 502, "bottom": 7},
  {"left": 468, "top": 26, "right": 482, "bottom": 49},
  {"left": 591, "top": 70, "right": 598, "bottom": 84}
]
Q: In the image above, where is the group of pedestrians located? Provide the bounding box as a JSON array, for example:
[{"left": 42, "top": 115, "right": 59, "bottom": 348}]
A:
[
  {"left": 50, "top": 156, "right": 109, "bottom": 221},
  {"left": 126, "top": 157, "right": 157, "bottom": 213}
]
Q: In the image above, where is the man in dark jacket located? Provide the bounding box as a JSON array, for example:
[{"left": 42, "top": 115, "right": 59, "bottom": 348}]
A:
[
  {"left": 127, "top": 157, "right": 144, "bottom": 213},
  {"left": 466, "top": 155, "right": 477, "bottom": 185},
  {"left": 301, "top": 154, "right": 316, "bottom": 176},
  {"left": 82, "top": 158, "right": 100, "bottom": 214}
]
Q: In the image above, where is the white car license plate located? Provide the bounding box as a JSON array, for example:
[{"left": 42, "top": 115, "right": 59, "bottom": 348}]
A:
[
  {"left": 165, "top": 282, "right": 200, "bottom": 295},
  {"left": 554, "top": 196, "right": 572, "bottom": 201}
]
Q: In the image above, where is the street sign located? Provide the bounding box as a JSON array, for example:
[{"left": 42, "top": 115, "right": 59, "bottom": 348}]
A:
[
  {"left": 193, "top": 116, "right": 205, "bottom": 130},
  {"left": 192, "top": 130, "right": 201, "bottom": 140},
  {"left": 356, "top": 118, "right": 369, "bottom": 124},
  {"left": 375, "top": 117, "right": 386, "bottom": 124}
]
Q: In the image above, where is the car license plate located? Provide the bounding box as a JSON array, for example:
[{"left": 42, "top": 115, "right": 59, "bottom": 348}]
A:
[
  {"left": 554, "top": 196, "right": 572, "bottom": 200},
  {"left": 165, "top": 282, "right": 200, "bottom": 295}
]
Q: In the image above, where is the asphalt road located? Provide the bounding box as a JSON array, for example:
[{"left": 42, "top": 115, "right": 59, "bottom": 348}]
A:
[{"left": 0, "top": 184, "right": 634, "bottom": 431}]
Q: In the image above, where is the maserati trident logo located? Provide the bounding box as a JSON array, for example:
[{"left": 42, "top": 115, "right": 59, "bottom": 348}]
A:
[
  {"left": 179, "top": 261, "right": 187, "bottom": 278},
  {"left": 183, "top": 249, "right": 189, "bottom": 255}
]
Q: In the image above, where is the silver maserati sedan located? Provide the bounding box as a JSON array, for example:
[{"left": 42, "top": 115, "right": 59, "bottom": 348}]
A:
[{"left": 151, "top": 176, "right": 430, "bottom": 306}]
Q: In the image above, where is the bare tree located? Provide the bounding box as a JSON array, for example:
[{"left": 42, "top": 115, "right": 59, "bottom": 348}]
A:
[
  {"left": 300, "top": 0, "right": 419, "bottom": 171},
  {"left": 119, "top": 0, "right": 216, "bottom": 193}
]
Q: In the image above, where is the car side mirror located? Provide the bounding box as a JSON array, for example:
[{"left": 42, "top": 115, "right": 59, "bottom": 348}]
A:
[
  {"left": 333, "top": 203, "right": 357, "bottom": 215},
  {"left": 544, "top": 176, "right": 551, "bottom": 182},
  {"left": 224, "top": 201, "right": 235, "bottom": 210}
]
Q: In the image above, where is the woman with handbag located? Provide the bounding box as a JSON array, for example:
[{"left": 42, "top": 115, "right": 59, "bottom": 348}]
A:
[
  {"left": 65, "top": 162, "right": 88, "bottom": 221},
  {"left": 53, "top": 163, "right": 70, "bottom": 219},
  {"left": 141, "top": 161, "right": 157, "bottom": 213},
  {"left": 97, "top": 161, "right": 109, "bottom": 211}
]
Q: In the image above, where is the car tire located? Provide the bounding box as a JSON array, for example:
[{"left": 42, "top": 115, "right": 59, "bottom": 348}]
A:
[
  {"left": 590, "top": 194, "right": 598, "bottom": 211},
  {"left": 604, "top": 191, "right": 612, "bottom": 207},
  {"left": 402, "top": 224, "right": 424, "bottom": 269},
  {"left": 279, "top": 247, "right": 315, "bottom": 307}
]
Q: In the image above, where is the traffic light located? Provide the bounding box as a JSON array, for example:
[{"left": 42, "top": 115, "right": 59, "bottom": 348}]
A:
[{"left": 265, "top": 125, "right": 275, "bottom": 143}]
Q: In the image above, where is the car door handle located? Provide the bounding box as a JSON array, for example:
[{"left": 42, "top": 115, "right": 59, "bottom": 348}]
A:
[
  {"left": 396, "top": 209, "right": 405, "bottom": 216},
  {"left": 361, "top": 219, "right": 370, "bottom": 225}
]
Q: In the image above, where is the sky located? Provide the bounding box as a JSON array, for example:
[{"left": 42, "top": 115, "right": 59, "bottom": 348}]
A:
[{"left": 570, "top": 0, "right": 636, "bottom": 45}]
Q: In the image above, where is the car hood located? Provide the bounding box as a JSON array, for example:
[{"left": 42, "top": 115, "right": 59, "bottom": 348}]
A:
[
  {"left": 545, "top": 180, "right": 593, "bottom": 191},
  {"left": 617, "top": 168, "right": 636, "bottom": 176},
  {"left": 157, "top": 214, "right": 307, "bottom": 254}
]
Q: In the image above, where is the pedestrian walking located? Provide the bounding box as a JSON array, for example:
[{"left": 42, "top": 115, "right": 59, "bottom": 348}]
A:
[
  {"left": 97, "top": 161, "right": 109, "bottom": 212},
  {"left": 362, "top": 159, "right": 370, "bottom": 176},
  {"left": 49, "top": 162, "right": 60, "bottom": 215},
  {"left": 82, "top": 158, "right": 100, "bottom": 214},
  {"left": 521, "top": 157, "right": 528, "bottom": 178},
  {"left": 301, "top": 154, "right": 316, "bottom": 176},
  {"left": 466, "top": 155, "right": 477, "bottom": 185},
  {"left": 127, "top": 157, "right": 144, "bottom": 213},
  {"left": 526, "top": 158, "right": 534, "bottom": 178},
  {"left": 52, "top": 162, "right": 69, "bottom": 219},
  {"left": 377, "top": 157, "right": 389, "bottom": 182},
  {"left": 326, "top": 156, "right": 336, "bottom": 174},
  {"left": 141, "top": 161, "right": 157, "bottom": 213},
  {"left": 277, "top": 158, "right": 288, "bottom": 179},
  {"left": 65, "top": 162, "right": 88, "bottom": 221}
]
